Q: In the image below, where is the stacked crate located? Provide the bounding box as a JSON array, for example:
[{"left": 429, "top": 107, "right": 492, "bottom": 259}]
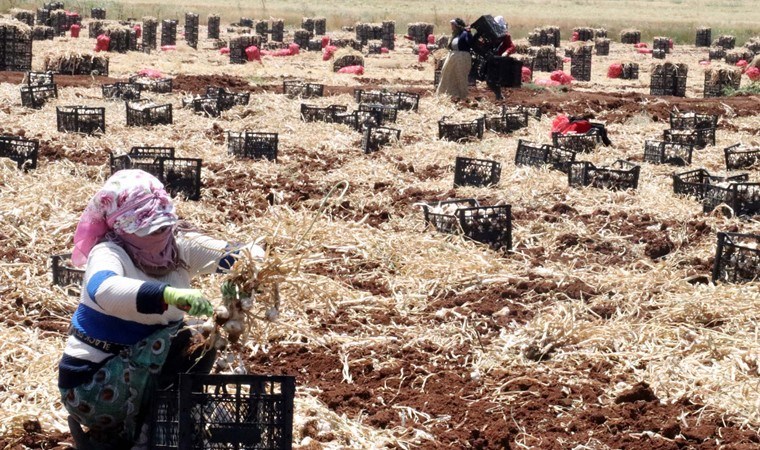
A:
[
  {"left": 570, "top": 44, "right": 593, "bottom": 81},
  {"left": 0, "top": 21, "right": 33, "bottom": 72},
  {"left": 695, "top": 27, "right": 711, "bottom": 47},
  {"left": 207, "top": 14, "right": 220, "bottom": 39},
  {"left": 184, "top": 13, "right": 199, "bottom": 49},
  {"left": 142, "top": 17, "right": 158, "bottom": 50},
  {"left": 161, "top": 19, "right": 177, "bottom": 46},
  {"left": 381, "top": 21, "right": 395, "bottom": 50}
]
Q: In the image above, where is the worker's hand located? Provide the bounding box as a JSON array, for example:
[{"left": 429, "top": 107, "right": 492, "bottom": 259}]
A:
[{"left": 163, "top": 287, "right": 214, "bottom": 317}]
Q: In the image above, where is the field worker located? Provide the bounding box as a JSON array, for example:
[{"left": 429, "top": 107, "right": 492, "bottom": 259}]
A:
[
  {"left": 436, "top": 18, "right": 473, "bottom": 99},
  {"left": 59, "top": 170, "right": 263, "bottom": 449},
  {"left": 494, "top": 16, "right": 516, "bottom": 56}
]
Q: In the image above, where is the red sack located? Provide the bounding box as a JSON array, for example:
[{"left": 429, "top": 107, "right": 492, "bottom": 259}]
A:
[
  {"left": 138, "top": 68, "right": 163, "bottom": 78},
  {"left": 699, "top": 60, "right": 710, "bottom": 66},
  {"left": 669, "top": 38, "right": 673, "bottom": 48},
  {"left": 220, "top": 47, "right": 230, "bottom": 54},
  {"left": 521, "top": 66, "right": 532, "bottom": 82},
  {"left": 634, "top": 43, "right": 648, "bottom": 48},
  {"left": 95, "top": 34, "right": 110, "bottom": 52},
  {"left": 245, "top": 45, "right": 261, "bottom": 62},
  {"left": 737, "top": 59, "right": 748, "bottom": 68},
  {"left": 418, "top": 44, "right": 429, "bottom": 62},
  {"left": 571, "top": 31, "right": 579, "bottom": 42},
  {"left": 134, "top": 24, "right": 142, "bottom": 39},
  {"left": 288, "top": 43, "right": 300, "bottom": 55},
  {"left": 161, "top": 45, "right": 176, "bottom": 51},
  {"left": 271, "top": 48, "right": 293, "bottom": 57},
  {"left": 607, "top": 63, "right": 623, "bottom": 78},
  {"left": 321, "top": 36, "right": 330, "bottom": 49},
  {"left": 322, "top": 45, "right": 337, "bottom": 61},
  {"left": 551, "top": 113, "right": 591, "bottom": 137},
  {"left": 380, "top": 47, "right": 389, "bottom": 54},
  {"left": 637, "top": 48, "right": 653, "bottom": 54},
  {"left": 70, "top": 24, "right": 80, "bottom": 38},
  {"left": 535, "top": 78, "right": 560, "bottom": 86},
  {"left": 338, "top": 65, "right": 364, "bottom": 75},
  {"left": 550, "top": 70, "right": 574, "bottom": 85},
  {"left": 747, "top": 67, "right": 760, "bottom": 82},
  {"left": 427, "top": 34, "right": 435, "bottom": 44}
]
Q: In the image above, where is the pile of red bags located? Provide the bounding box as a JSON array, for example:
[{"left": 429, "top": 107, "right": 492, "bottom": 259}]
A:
[
  {"left": 418, "top": 44, "right": 429, "bottom": 62},
  {"left": 550, "top": 70, "right": 574, "bottom": 85},
  {"left": 94, "top": 34, "right": 110, "bottom": 52},
  {"left": 245, "top": 45, "right": 261, "bottom": 62},
  {"left": 747, "top": 67, "right": 760, "bottom": 81},
  {"left": 737, "top": 60, "right": 748, "bottom": 70},
  {"left": 323, "top": 45, "right": 337, "bottom": 60}
]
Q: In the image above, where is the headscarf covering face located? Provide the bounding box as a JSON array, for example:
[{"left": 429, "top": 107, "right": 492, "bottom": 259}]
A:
[
  {"left": 72, "top": 170, "right": 178, "bottom": 273},
  {"left": 494, "top": 16, "right": 507, "bottom": 34}
]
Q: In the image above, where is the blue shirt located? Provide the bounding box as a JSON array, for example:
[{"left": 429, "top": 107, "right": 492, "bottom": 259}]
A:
[{"left": 452, "top": 30, "right": 472, "bottom": 52}]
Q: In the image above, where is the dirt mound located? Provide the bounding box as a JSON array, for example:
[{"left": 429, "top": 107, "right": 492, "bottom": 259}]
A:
[{"left": 172, "top": 74, "right": 256, "bottom": 95}]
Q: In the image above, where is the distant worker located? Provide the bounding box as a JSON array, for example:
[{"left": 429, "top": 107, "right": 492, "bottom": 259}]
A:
[
  {"left": 436, "top": 18, "right": 473, "bottom": 99},
  {"left": 484, "top": 16, "right": 519, "bottom": 100},
  {"left": 494, "top": 16, "right": 516, "bottom": 56}
]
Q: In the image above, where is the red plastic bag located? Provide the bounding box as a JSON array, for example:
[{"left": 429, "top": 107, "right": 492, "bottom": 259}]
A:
[
  {"left": 134, "top": 24, "right": 142, "bottom": 39},
  {"left": 322, "top": 45, "right": 337, "bottom": 61},
  {"left": 550, "top": 70, "right": 574, "bottom": 85},
  {"left": 321, "top": 36, "right": 330, "bottom": 49},
  {"left": 634, "top": 43, "right": 648, "bottom": 48},
  {"left": 288, "top": 43, "right": 300, "bottom": 55},
  {"left": 571, "top": 31, "right": 579, "bottom": 42},
  {"left": 737, "top": 59, "right": 748, "bottom": 68},
  {"left": 747, "top": 67, "right": 760, "bottom": 81},
  {"left": 551, "top": 113, "right": 591, "bottom": 137},
  {"left": 669, "top": 38, "right": 673, "bottom": 48},
  {"left": 535, "top": 78, "right": 561, "bottom": 86},
  {"left": 380, "top": 47, "right": 389, "bottom": 54},
  {"left": 161, "top": 45, "right": 176, "bottom": 51},
  {"left": 220, "top": 47, "right": 230, "bottom": 54},
  {"left": 95, "top": 34, "right": 110, "bottom": 52},
  {"left": 338, "top": 65, "right": 364, "bottom": 75},
  {"left": 637, "top": 48, "right": 652, "bottom": 54},
  {"left": 138, "top": 68, "right": 163, "bottom": 78},
  {"left": 699, "top": 60, "right": 710, "bottom": 66},
  {"left": 427, "top": 34, "right": 435, "bottom": 44},
  {"left": 418, "top": 44, "right": 429, "bottom": 62},
  {"left": 607, "top": 63, "right": 623, "bottom": 78},
  {"left": 245, "top": 45, "right": 261, "bottom": 62},
  {"left": 521, "top": 66, "right": 532, "bottom": 82},
  {"left": 70, "top": 24, "right": 80, "bottom": 38}
]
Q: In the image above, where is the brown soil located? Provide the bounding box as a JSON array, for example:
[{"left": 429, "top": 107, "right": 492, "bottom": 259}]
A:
[{"left": 171, "top": 74, "right": 259, "bottom": 95}]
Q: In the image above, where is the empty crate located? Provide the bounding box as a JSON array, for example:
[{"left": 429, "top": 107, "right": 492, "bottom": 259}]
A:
[
  {"left": 514, "top": 139, "right": 576, "bottom": 173},
  {"left": 361, "top": 126, "right": 400, "bottom": 153},
  {"left": 421, "top": 198, "right": 512, "bottom": 252},
  {"left": 56, "top": 106, "right": 105, "bottom": 134},
  {"left": 725, "top": 144, "right": 760, "bottom": 170},
  {"left": 551, "top": 129, "right": 601, "bottom": 153},
  {"left": 453, "top": 157, "right": 501, "bottom": 187},
  {"left": 485, "top": 111, "right": 529, "bottom": 133},
  {"left": 0, "top": 135, "right": 38, "bottom": 170},
  {"left": 643, "top": 140, "right": 694, "bottom": 166},
  {"left": 126, "top": 100, "right": 173, "bottom": 127},
  {"left": 227, "top": 131, "right": 278, "bottom": 161},
  {"left": 51, "top": 253, "right": 85, "bottom": 295},
  {"left": 20, "top": 83, "right": 57, "bottom": 109},
  {"left": 283, "top": 81, "right": 324, "bottom": 99},
  {"left": 102, "top": 82, "right": 142, "bottom": 100},
  {"left": 439, "top": 116, "right": 485, "bottom": 142},
  {"left": 712, "top": 232, "right": 760, "bottom": 283},
  {"left": 149, "top": 374, "right": 295, "bottom": 450},
  {"left": 568, "top": 160, "right": 640, "bottom": 190}
]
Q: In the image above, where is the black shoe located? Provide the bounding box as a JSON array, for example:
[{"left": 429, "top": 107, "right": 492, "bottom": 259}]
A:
[{"left": 68, "top": 416, "right": 94, "bottom": 450}]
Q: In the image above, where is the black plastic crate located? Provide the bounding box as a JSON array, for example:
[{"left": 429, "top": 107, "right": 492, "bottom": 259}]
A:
[
  {"left": 421, "top": 198, "right": 512, "bottom": 252},
  {"left": 663, "top": 128, "right": 715, "bottom": 150},
  {"left": 228, "top": 131, "right": 278, "bottom": 161},
  {"left": 725, "top": 144, "right": 760, "bottom": 170},
  {"left": 0, "top": 135, "right": 38, "bottom": 170},
  {"left": 397, "top": 92, "right": 420, "bottom": 112},
  {"left": 205, "top": 87, "right": 250, "bottom": 108},
  {"left": 621, "top": 63, "right": 639, "bottom": 80},
  {"left": 283, "top": 81, "right": 324, "bottom": 99},
  {"left": 702, "top": 182, "right": 760, "bottom": 216},
  {"left": 354, "top": 89, "right": 397, "bottom": 106},
  {"left": 149, "top": 373, "right": 295, "bottom": 450},
  {"left": 126, "top": 100, "right": 173, "bottom": 127},
  {"left": 91, "top": 8, "right": 106, "bottom": 20},
  {"left": 568, "top": 159, "right": 640, "bottom": 190},
  {"left": 130, "top": 146, "right": 175, "bottom": 160},
  {"left": 300, "top": 104, "right": 347, "bottom": 123},
  {"left": 333, "top": 110, "right": 382, "bottom": 131},
  {"left": 439, "top": 116, "right": 485, "bottom": 142},
  {"left": 56, "top": 106, "right": 105, "bottom": 135},
  {"left": 160, "top": 157, "right": 202, "bottom": 201},
  {"left": 358, "top": 103, "right": 398, "bottom": 125},
  {"left": 712, "top": 232, "right": 760, "bottom": 283},
  {"left": 129, "top": 76, "right": 173, "bottom": 93},
  {"left": 110, "top": 147, "right": 175, "bottom": 175},
  {"left": 695, "top": 28, "right": 711, "bottom": 47},
  {"left": 551, "top": 129, "right": 601, "bottom": 153},
  {"left": 669, "top": 111, "right": 718, "bottom": 130},
  {"left": 672, "top": 169, "right": 748, "bottom": 200},
  {"left": 102, "top": 82, "right": 142, "bottom": 101},
  {"left": 503, "top": 105, "right": 542, "bottom": 120},
  {"left": 20, "top": 83, "right": 57, "bottom": 109},
  {"left": 192, "top": 97, "right": 225, "bottom": 117},
  {"left": 470, "top": 15, "right": 506, "bottom": 49},
  {"left": 161, "top": 19, "right": 177, "bottom": 46},
  {"left": 51, "top": 253, "right": 84, "bottom": 295},
  {"left": 207, "top": 15, "right": 220, "bottom": 39},
  {"left": 514, "top": 139, "right": 576, "bottom": 173},
  {"left": 453, "top": 157, "right": 501, "bottom": 187},
  {"left": 650, "top": 71, "right": 687, "bottom": 97},
  {"left": 485, "top": 111, "right": 529, "bottom": 133},
  {"left": 643, "top": 140, "right": 694, "bottom": 166},
  {"left": 25, "top": 71, "right": 54, "bottom": 86},
  {"left": 360, "top": 125, "right": 400, "bottom": 153}
]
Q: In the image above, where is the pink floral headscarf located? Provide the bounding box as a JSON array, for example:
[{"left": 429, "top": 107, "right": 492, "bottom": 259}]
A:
[{"left": 72, "top": 170, "right": 177, "bottom": 266}]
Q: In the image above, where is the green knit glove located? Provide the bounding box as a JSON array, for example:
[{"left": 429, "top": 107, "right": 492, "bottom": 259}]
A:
[{"left": 163, "top": 287, "right": 214, "bottom": 317}]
